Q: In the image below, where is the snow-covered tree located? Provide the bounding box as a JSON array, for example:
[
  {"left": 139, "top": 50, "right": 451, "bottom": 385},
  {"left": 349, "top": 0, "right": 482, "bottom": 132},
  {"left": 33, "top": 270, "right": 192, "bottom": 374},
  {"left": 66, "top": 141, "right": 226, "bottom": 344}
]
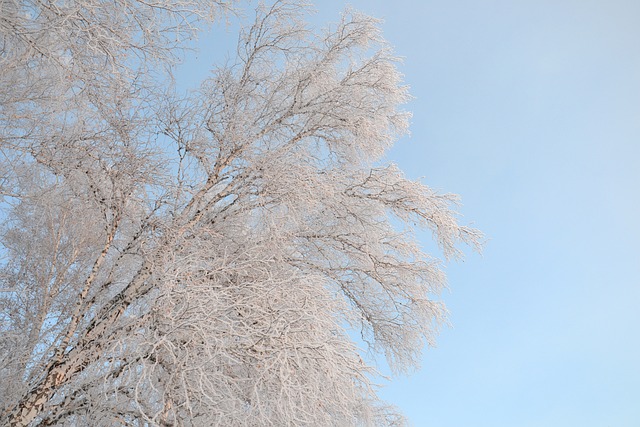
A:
[{"left": 0, "top": 0, "right": 482, "bottom": 425}]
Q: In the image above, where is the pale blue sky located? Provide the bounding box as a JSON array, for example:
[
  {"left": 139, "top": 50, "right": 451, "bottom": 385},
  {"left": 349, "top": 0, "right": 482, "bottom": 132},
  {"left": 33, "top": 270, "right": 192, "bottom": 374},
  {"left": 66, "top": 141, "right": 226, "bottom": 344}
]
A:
[
  {"left": 180, "top": 1, "right": 640, "bottom": 425},
  {"left": 330, "top": 1, "right": 640, "bottom": 426}
]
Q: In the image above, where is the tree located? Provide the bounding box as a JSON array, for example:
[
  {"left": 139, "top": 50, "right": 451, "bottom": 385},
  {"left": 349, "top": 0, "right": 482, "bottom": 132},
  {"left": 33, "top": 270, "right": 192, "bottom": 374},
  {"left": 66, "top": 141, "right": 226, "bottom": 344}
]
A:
[{"left": 0, "top": 0, "right": 482, "bottom": 425}]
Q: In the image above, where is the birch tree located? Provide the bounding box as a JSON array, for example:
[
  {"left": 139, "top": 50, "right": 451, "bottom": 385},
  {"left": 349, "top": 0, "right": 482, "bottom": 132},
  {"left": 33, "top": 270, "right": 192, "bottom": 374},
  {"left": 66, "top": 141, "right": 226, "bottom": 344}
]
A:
[{"left": 0, "top": 0, "right": 482, "bottom": 425}]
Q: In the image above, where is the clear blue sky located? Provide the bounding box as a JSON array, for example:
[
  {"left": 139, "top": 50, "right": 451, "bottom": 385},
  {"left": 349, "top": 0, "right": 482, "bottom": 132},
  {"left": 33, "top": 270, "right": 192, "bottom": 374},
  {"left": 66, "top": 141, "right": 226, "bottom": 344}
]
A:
[{"left": 181, "top": 1, "right": 640, "bottom": 425}]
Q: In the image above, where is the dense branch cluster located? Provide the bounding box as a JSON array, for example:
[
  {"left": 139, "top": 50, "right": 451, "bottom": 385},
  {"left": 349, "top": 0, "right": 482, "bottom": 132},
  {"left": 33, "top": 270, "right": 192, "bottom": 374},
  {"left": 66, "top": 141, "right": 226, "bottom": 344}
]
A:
[{"left": 0, "top": 0, "right": 481, "bottom": 425}]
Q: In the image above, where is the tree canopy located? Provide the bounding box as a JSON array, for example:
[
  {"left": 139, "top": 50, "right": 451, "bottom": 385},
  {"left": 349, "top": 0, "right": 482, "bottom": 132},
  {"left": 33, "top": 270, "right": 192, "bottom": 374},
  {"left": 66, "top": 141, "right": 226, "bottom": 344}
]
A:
[{"left": 0, "top": 0, "right": 482, "bottom": 425}]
